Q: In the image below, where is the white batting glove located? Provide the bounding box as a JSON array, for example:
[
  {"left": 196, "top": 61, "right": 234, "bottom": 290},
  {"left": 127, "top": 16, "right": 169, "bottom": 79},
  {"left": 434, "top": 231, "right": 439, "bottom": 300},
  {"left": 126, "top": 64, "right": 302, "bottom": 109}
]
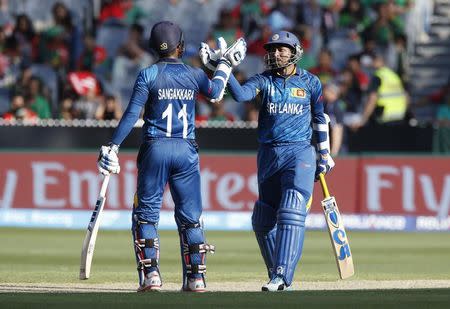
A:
[
  {"left": 97, "top": 144, "right": 120, "bottom": 175},
  {"left": 315, "top": 150, "right": 335, "bottom": 181},
  {"left": 209, "top": 38, "right": 247, "bottom": 104},
  {"left": 199, "top": 37, "right": 227, "bottom": 71},
  {"left": 222, "top": 37, "right": 247, "bottom": 68}
]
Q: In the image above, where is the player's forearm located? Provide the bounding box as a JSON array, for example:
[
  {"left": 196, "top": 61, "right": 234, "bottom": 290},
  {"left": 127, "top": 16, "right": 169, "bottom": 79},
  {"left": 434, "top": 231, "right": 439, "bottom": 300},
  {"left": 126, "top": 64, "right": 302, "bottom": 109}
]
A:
[
  {"left": 209, "top": 72, "right": 229, "bottom": 100},
  {"left": 312, "top": 103, "right": 328, "bottom": 152},
  {"left": 313, "top": 123, "right": 329, "bottom": 153},
  {"left": 228, "top": 74, "right": 255, "bottom": 102}
]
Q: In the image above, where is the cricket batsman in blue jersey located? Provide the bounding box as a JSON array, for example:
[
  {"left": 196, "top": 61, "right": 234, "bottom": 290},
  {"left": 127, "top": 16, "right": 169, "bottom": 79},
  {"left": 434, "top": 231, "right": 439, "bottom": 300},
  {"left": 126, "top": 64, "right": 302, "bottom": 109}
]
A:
[
  {"left": 200, "top": 31, "right": 335, "bottom": 291},
  {"left": 97, "top": 21, "right": 246, "bottom": 292}
]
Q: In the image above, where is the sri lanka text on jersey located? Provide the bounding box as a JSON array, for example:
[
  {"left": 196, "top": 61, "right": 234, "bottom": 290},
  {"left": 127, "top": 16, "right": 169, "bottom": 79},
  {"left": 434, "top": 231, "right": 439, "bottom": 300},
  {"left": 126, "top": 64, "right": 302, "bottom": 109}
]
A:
[{"left": 267, "top": 103, "right": 304, "bottom": 115}]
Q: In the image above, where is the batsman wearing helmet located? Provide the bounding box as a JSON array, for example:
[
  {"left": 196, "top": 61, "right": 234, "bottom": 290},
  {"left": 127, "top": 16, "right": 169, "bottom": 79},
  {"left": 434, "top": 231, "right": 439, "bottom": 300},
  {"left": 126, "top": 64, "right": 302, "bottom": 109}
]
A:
[
  {"left": 97, "top": 21, "right": 246, "bottom": 292},
  {"left": 200, "top": 31, "right": 335, "bottom": 291}
]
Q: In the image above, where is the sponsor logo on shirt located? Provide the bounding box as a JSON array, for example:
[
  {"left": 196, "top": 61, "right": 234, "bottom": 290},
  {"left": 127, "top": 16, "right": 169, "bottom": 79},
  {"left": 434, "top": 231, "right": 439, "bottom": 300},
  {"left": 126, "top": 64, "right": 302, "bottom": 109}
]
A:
[
  {"left": 158, "top": 88, "right": 195, "bottom": 100},
  {"left": 291, "top": 88, "right": 306, "bottom": 98}
]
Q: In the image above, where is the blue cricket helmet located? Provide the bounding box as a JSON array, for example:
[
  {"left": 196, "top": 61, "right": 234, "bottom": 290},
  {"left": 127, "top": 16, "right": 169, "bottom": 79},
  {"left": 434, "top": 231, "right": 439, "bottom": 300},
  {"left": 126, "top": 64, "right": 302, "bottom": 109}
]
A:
[
  {"left": 149, "top": 21, "right": 184, "bottom": 56},
  {"left": 263, "top": 31, "right": 303, "bottom": 69}
]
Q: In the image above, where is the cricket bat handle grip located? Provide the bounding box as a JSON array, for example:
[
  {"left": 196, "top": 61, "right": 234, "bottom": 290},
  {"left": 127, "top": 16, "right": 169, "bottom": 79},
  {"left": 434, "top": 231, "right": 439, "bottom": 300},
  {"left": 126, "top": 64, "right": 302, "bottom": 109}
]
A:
[
  {"left": 99, "top": 174, "right": 110, "bottom": 198},
  {"left": 319, "top": 173, "right": 330, "bottom": 198}
]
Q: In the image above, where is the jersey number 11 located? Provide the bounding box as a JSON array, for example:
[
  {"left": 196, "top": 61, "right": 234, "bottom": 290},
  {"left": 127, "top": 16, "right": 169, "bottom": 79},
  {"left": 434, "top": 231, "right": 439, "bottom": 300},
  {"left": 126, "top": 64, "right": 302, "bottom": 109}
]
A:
[{"left": 162, "top": 103, "right": 188, "bottom": 138}]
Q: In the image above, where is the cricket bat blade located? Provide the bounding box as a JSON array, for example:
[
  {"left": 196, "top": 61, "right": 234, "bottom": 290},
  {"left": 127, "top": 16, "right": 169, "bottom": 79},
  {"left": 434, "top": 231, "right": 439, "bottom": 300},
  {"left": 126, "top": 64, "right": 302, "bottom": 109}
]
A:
[
  {"left": 322, "top": 196, "right": 355, "bottom": 279},
  {"left": 79, "top": 174, "right": 110, "bottom": 280}
]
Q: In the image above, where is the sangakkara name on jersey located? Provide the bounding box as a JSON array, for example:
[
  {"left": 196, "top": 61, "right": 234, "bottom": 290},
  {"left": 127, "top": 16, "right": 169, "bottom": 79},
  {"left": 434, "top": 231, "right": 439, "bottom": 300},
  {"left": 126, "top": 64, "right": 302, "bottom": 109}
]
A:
[
  {"left": 158, "top": 88, "right": 195, "bottom": 100},
  {"left": 268, "top": 103, "right": 304, "bottom": 115}
]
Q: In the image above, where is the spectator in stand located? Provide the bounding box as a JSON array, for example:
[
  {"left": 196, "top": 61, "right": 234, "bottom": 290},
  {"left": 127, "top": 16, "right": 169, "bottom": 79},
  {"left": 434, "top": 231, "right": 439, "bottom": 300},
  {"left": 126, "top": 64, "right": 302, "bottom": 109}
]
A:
[
  {"left": 73, "top": 87, "right": 102, "bottom": 119},
  {"left": 431, "top": 77, "right": 450, "bottom": 153},
  {"left": 2, "top": 93, "right": 37, "bottom": 121},
  {"left": 297, "top": 0, "right": 323, "bottom": 60},
  {"left": 310, "top": 48, "right": 337, "bottom": 85},
  {"left": 112, "top": 23, "right": 153, "bottom": 107},
  {"left": 248, "top": 24, "right": 272, "bottom": 57},
  {"left": 294, "top": 24, "right": 317, "bottom": 70},
  {"left": 76, "top": 34, "right": 96, "bottom": 71},
  {"left": 357, "top": 36, "right": 378, "bottom": 75},
  {"left": 323, "top": 81, "right": 345, "bottom": 156},
  {"left": 347, "top": 54, "right": 369, "bottom": 91},
  {"left": 415, "top": 77, "right": 450, "bottom": 127},
  {"left": 320, "top": 0, "right": 344, "bottom": 44},
  {"left": 393, "top": 33, "right": 408, "bottom": 89},
  {"left": 58, "top": 83, "right": 79, "bottom": 119},
  {"left": 0, "top": 32, "right": 21, "bottom": 91},
  {"left": 13, "top": 61, "right": 33, "bottom": 93},
  {"left": 50, "top": 2, "right": 82, "bottom": 71},
  {"left": 435, "top": 92, "right": 450, "bottom": 128},
  {"left": 362, "top": 1, "right": 405, "bottom": 61},
  {"left": 38, "top": 25, "right": 69, "bottom": 73},
  {"left": 338, "top": 68, "right": 364, "bottom": 126},
  {"left": 26, "top": 76, "right": 51, "bottom": 119},
  {"left": 210, "top": 9, "right": 243, "bottom": 46},
  {"left": 59, "top": 96, "right": 77, "bottom": 120},
  {"left": 116, "top": 23, "right": 152, "bottom": 66},
  {"left": 266, "top": 0, "right": 297, "bottom": 32},
  {"left": 0, "top": 22, "right": 5, "bottom": 51},
  {"left": 338, "top": 0, "right": 371, "bottom": 34},
  {"left": 350, "top": 52, "right": 408, "bottom": 130},
  {"left": 98, "top": 0, "right": 147, "bottom": 25},
  {"left": 95, "top": 94, "right": 122, "bottom": 120},
  {"left": 12, "top": 14, "right": 36, "bottom": 62},
  {"left": 436, "top": 98, "right": 450, "bottom": 127},
  {"left": 231, "top": 0, "right": 270, "bottom": 40}
]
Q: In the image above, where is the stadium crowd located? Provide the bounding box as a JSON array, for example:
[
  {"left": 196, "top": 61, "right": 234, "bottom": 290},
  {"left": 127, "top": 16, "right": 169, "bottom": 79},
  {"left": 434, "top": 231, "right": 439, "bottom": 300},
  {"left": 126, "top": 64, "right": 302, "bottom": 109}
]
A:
[{"left": 0, "top": 0, "right": 446, "bottom": 154}]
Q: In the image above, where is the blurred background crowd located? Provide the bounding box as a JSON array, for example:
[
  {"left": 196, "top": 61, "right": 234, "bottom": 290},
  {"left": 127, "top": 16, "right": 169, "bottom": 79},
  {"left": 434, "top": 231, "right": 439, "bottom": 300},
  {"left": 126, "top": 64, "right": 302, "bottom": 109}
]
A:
[{"left": 0, "top": 0, "right": 449, "bottom": 154}]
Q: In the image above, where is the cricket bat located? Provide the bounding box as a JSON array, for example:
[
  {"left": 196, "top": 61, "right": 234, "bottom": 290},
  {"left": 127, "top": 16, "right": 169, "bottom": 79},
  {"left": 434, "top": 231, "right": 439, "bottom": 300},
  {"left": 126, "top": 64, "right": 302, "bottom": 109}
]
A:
[
  {"left": 79, "top": 174, "right": 110, "bottom": 280},
  {"left": 318, "top": 173, "right": 354, "bottom": 279}
]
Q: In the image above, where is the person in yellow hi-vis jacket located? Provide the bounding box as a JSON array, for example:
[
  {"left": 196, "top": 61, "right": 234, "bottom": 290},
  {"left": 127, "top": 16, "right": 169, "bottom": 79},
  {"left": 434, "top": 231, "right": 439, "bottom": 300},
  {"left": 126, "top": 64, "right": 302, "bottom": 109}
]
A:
[{"left": 350, "top": 52, "right": 408, "bottom": 130}]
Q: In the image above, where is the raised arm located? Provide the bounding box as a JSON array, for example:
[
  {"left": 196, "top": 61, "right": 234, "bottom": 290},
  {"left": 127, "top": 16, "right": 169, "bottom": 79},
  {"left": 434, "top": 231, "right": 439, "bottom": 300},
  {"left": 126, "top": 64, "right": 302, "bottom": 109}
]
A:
[
  {"left": 198, "top": 37, "right": 248, "bottom": 102},
  {"left": 227, "top": 73, "right": 261, "bottom": 102}
]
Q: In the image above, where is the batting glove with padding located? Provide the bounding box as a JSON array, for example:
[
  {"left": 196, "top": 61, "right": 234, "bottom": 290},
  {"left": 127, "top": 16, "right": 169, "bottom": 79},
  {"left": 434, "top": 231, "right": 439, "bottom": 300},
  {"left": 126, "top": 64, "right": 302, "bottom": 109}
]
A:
[
  {"left": 199, "top": 37, "right": 227, "bottom": 71},
  {"left": 315, "top": 150, "right": 335, "bottom": 181},
  {"left": 97, "top": 144, "right": 120, "bottom": 175},
  {"left": 222, "top": 37, "right": 247, "bottom": 68}
]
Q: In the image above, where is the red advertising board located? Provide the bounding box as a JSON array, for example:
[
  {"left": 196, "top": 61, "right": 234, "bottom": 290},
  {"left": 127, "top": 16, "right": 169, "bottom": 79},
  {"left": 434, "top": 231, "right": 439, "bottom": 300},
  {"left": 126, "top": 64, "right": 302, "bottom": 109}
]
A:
[
  {"left": 359, "top": 157, "right": 450, "bottom": 217},
  {"left": 0, "top": 153, "right": 448, "bottom": 217}
]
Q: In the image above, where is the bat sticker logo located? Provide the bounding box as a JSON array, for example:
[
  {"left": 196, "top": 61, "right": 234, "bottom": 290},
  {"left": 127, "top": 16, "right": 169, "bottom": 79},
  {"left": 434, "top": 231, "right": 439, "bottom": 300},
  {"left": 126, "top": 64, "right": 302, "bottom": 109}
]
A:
[
  {"left": 328, "top": 210, "right": 339, "bottom": 227},
  {"left": 333, "top": 229, "right": 352, "bottom": 260}
]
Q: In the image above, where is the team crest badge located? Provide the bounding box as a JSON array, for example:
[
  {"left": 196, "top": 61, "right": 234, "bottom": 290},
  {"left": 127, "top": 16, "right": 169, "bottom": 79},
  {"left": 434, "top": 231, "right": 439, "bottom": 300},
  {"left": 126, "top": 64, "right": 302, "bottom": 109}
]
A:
[
  {"left": 160, "top": 42, "right": 168, "bottom": 50},
  {"left": 291, "top": 88, "right": 306, "bottom": 98},
  {"left": 272, "top": 34, "right": 279, "bottom": 41}
]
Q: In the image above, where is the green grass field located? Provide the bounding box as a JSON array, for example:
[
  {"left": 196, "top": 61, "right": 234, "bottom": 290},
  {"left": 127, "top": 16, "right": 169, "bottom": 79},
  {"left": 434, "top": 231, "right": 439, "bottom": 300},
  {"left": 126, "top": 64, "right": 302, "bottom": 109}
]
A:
[{"left": 1, "top": 228, "right": 449, "bottom": 308}]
